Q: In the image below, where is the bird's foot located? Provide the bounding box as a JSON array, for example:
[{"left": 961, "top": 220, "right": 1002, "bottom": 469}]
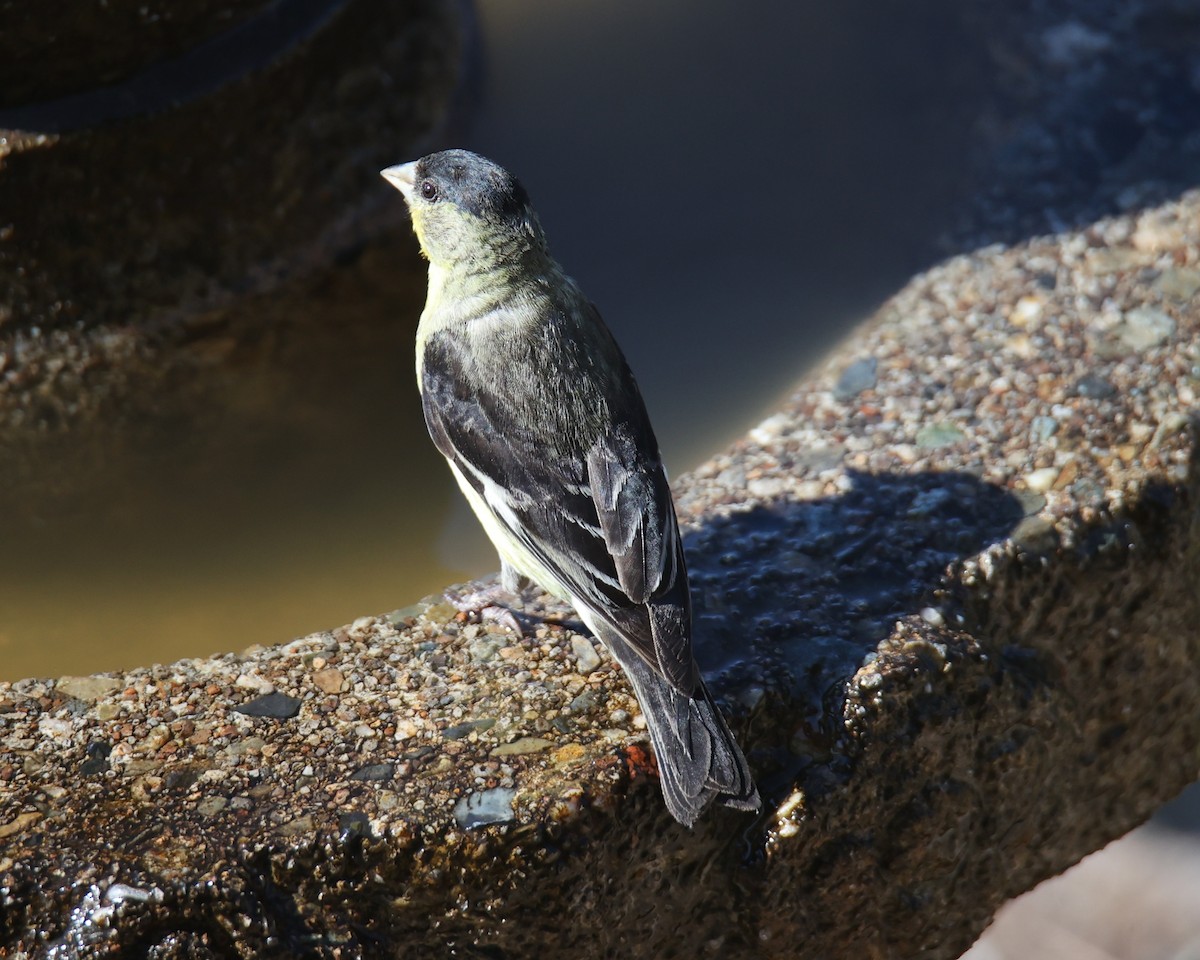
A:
[{"left": 444, "top": 582, "right": 530, "bottom": 637}]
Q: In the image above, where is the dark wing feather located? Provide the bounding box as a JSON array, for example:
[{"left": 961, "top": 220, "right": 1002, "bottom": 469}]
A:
[
  {"left": 585, "top": 428, "right": 698, "bottom": 693},
  {"left": 421, "top": 325, "right": 699, "bottom": 695}
]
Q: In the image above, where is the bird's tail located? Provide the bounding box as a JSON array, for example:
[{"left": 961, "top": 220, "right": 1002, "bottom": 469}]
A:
[{"left": 593, "top": 622, "right": 760, "bottom": 828}]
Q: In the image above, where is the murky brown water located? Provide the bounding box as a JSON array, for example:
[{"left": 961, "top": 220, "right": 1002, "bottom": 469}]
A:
[
  {"left": 1, "top": 1, "right": 991, "bottom": 681},
  {"left": 0, "top": 237, "right": 467, "bottom": 680}
]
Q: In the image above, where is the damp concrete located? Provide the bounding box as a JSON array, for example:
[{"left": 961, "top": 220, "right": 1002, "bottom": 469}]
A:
[{"left": 2, "top": 188, "right": 1198, "bottom": 958}]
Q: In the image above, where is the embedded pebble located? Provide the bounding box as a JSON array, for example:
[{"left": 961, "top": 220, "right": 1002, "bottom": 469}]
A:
[
  {"left": 1116, "top": 307, "right": 1175, "bottom": 352},
  {"left": 276, "top": 815, "right": 316, "bottom": 837},
  {"left": 748, "top": 476, "right": 787, "bottom": 499},
  {"left": 338, "top": 812, "right": 370, "bottom": 838},
  {"left": 350, "top": 763, "right": 395, "bottom": 782},
  {"left": 906, "top": 488, "right": 953, "bottom": 518},
  {"left": 453, "top": 787, "right": 517, "bottom": 828},
  {"left": 1155, "top": 267, "right": 1200, "bottom": 302},
  {"left": 794, "top": 445, "right": 846, "bottom": 473},
  {"left": 833, "top": 357, "right": 878, "bottom": 401},
  {"left": 235, "top": 673, "right": 275, "bottom": 694},
  {"left": 0, "top": 812, "right": 42, "bottom": 840},
  {"left": 748, "top": 414, "right": 790, "bottom": 446},
  {"left": 469, "top": 637, "right": 506, "bottom": 663},
  {"left": 223, "top": 736, "right": 266, "bottom": 757},
  {"left": 1023, "top": 468, "right": 1061, "bottom": 494},
  {"left": 233, "top": 693, "right": 302, "bottom": 719},
  {"left": 443, "top": 718, "right": 495, "bottom": 740},
  {"left": 569, "top": 636, "right": 601, "bottom": 675},
  {"left": 1153, "top": 412, "right": 1190, "bottom": 447},
  {"left": 490, "top": 737, "right": 555, "bottom": 757},
  {"left": 916, "top": 423, "right": 966, "bottom": 449},
  {"left": 1011, "top": 516, "right": 1058, "bottom": 553},
  {"left": 552, "top": 743, "right": 586, "bottom": 764},
  {"left": 1008, "top": 294, "right": 1045, "bottom": 327},
  {"left": 1133, "top": 208, "right": 1188, "bottom": 252},
  {"left": 56, "top": 676, "right": 121, "bottom": 701},
  {"left": 196, "top": 796, "right": 227, "bottom": 817},
  {"left": 80, "top": 750, "right": 109, "bottom": 777},
  {"left": 716, "top": 464, "right": 746, "bottom": 489},
  {"left": 1030, "top": 416, "right": 1059, "bottom": 443},
  {"left": 1073, "top": 375, "right": 1116, "bottom": 399},
  {"left": 37, "top": 718, "right": 74, "bottom": 741},
  {"left": 311, "top": 667, "right": 345, "bottom": 694},
  {"left": 1016, "top": 490, "right": 1048, "bottom": 516}
]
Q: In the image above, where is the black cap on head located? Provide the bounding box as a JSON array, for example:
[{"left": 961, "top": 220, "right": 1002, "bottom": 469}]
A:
[{"left": 414, "top": 150, "right": 534, "bottom": 228}]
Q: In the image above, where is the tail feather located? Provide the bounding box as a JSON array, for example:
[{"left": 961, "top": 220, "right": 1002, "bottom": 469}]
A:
[{"left": 592, "top": 621, "right": 760, "bottom": 827}]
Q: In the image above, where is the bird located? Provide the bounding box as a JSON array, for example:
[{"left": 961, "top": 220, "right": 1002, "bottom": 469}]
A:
[{"left": 381, "top": 149, "right": 759, "bottom": 827}]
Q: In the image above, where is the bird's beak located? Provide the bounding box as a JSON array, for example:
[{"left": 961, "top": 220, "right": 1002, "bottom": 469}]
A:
[{"left": 380, "top": 162, "right": 417, "bottom": 202}]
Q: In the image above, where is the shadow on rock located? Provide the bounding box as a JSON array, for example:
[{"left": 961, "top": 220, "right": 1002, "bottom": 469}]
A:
[{"left": 684, "top": 469, "right": 1024, "bottom": 794}]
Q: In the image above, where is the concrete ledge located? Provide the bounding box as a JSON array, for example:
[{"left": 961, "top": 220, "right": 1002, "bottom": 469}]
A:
[{"left": 2, "top": 191, "right": 1198, "bottom": 958}]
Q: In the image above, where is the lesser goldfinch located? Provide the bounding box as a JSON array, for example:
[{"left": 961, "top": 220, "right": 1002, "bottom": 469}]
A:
[{"left": 381, "top": 149, "right": 759, "bottom": 827}]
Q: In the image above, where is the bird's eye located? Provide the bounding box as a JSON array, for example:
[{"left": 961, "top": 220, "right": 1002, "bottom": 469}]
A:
[{"left": 420, "top": 180, "right": 439, "bottom": 201}]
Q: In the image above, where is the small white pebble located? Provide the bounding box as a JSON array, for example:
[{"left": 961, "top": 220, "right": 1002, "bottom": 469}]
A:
[
  {"left": 1008, "top": 294, "right": 1045, "bottom": 327},
  {"left": 570, "top": 636, "right": 601, "bottom": 675},
  {"left": 235, "top": 673, "right": 274, "bottom": 694},
  {"left": 748, "top": 413, "right": 790, "bottom": 445},
  {"left": 37, "top": 717, "right": 74, "bottom": 741},
  {"left": 1023, "top": 467, "right": 1060, "bottom": 493},
  {"left": 748, "top": 476, "right": 786, "bottom": 498}
]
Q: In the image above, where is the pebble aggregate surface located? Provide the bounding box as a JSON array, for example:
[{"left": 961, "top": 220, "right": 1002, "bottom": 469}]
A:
[
  {"left": 2, "top": 601, "right": 635, "bottom": 848},
  {"left": 1, "top": 186, "right": 1198, "bottom": 957}
]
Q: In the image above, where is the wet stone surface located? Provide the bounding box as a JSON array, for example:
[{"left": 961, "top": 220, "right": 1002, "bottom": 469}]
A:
[
  {"left": 1, "top": 186, "right": 1198, "bottom": 957},
  {"left": 0, "top": 0, "right": 465, "bottom": 446}
]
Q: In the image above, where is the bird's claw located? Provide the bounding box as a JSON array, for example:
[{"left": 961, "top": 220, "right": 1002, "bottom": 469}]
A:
[{"left": 445, "top": 584, "right": 528, "bottom": 637}]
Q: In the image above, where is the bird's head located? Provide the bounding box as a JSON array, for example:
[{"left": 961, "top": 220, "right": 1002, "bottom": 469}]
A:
[{"left": 381, "top": 149, "right": 547, "bottom": 270}]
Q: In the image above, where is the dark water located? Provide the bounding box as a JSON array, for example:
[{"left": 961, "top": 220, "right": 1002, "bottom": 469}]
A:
[
  {"left": 1, "top": 1, "right": 991, "bottom": 681},
  {"left": 470, "top": 0, "right": 982, "bottom": 438}
]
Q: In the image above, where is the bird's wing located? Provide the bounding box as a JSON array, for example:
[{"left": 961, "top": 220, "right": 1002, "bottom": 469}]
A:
[
  {"left": 583, "top": 426, "right": 700, "bottom": 693},
  {"left": 421, "top": 330, "right": 699, "bottom": 695}
]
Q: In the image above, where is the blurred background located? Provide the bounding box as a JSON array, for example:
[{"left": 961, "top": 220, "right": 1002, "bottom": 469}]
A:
[{"left": 2, "top": 1, "right": 1199, "bottom": 954}]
